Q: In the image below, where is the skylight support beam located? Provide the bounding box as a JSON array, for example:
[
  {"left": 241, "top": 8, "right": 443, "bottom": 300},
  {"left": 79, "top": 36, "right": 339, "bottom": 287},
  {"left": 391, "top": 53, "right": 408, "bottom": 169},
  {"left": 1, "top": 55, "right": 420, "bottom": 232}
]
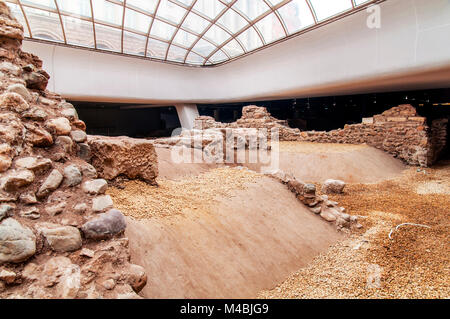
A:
[
  {"left": 89, "top": 0, "right": 97, "bottom": 49},
  {"left": 53, "top": 0, "right": 66, "bottom": 44},
  {"left": 144, "top": 0, "right": 162, "bottom": 58},
  {"left": 16, "top": 0, "right": 32, "bottom": 37},
  {"left": 6, "top": 0, "right": 383, "bottom": 66},
  {"left": 120, "top": 0, "right": 127, "bottom": 53}
]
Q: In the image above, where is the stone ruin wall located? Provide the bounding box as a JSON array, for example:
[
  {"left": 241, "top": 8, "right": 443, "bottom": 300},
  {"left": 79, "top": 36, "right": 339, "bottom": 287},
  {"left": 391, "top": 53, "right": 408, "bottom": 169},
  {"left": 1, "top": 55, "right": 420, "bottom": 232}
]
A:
[
  {"left": 194, "top": 105, "right": 448, "bottom": 167},
  {"left": 430, "top": 118, "right": 448, "bottom": 164},
  {"left": 0, "top": 2, "right": 150, "bottom": 298},
  {"left": 296, "top": 104, "right": 447, "bottom": 167},
  {"left": 194, "top": 105, "right": 303, "bottom": 141}
]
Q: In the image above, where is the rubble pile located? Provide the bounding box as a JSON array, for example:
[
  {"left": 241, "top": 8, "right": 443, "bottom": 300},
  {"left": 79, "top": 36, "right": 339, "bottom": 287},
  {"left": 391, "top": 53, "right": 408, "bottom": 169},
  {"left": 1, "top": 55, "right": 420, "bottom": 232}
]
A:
[
  {"left": 266, "top": 170, "right": 360, "bottom": 231},
  {"left": 0, "top": 3, "right": 146, "bottom": 298}
]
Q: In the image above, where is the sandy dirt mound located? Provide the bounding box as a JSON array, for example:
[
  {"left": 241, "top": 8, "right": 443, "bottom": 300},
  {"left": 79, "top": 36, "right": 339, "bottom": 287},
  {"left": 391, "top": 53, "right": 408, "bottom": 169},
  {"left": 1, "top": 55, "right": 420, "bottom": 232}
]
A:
[
  {"left": 247, "top": 142, "right": 406, "bottom": 184},
  {"left": 155, "top": 142, "right": 405, "bottom": 184},
  {"left": 108, "top": 168, "right": 342, "bottom": 298}
]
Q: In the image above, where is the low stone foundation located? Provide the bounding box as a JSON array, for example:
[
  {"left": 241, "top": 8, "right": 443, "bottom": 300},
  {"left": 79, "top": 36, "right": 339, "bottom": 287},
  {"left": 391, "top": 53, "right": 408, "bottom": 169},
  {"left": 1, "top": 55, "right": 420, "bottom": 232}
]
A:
[{"left": 266, "top": 169, "right": 359, "bottom": 231}]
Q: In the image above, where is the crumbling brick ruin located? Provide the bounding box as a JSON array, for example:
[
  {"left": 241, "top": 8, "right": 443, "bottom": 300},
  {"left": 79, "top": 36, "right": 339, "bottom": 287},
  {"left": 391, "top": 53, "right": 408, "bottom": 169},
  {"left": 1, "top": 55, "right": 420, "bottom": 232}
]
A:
[
  {"left": 0, "top": 3, "right": 149, "bottom": 298},
  {"left": 194, "top": 105, "right": 448, "bottom": 167},
  {"left": 194, "top": 105, "right": 302, "bottom": 141}
]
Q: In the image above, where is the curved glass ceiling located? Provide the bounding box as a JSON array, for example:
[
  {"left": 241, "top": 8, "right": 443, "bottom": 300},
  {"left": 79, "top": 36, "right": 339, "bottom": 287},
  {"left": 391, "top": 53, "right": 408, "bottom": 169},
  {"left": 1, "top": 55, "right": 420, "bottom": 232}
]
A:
[{"left": 5, "top": 0, "right": 376, "bottom": 66}]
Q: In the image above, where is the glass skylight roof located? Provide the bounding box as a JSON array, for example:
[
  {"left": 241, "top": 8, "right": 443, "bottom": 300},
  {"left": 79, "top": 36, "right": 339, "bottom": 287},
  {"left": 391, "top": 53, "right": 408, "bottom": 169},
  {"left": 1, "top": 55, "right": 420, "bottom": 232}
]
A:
[{"left": 5, "top": 0, "right": 378, "bottom": 66}]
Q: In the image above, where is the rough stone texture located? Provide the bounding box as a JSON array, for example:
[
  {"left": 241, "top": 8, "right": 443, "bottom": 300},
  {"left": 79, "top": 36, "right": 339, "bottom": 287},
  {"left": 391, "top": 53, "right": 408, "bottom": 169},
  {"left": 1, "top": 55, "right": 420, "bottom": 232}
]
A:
[
  {"left": 77, "top": 143, "right": 91, "bottom": 162},
  {"left": 1, "top": 169, "right": 34, "bottom": 191},
  {"left": 80, "top": 163, "right": 97, "bottom": 179},
  {"left": 80, "top": 248, "right": 94, "bottom": 258},
  {"left": 0, "top": 269, "right": 16, "bottom": 284},
  {"left": 36, "top": 169, "right": 63, "bottom": 198},
  {"left": 24, "top": 122, "right": 53, "bottom": 147},
  {"left": 82, "top": 179, "right": 107, "bottom": 195},
  {"left": 45, "top": 202, "right": 66, "bottom": 216},
  {"left": 193, "top": 104, "right": 448, "bottom": 167},
  {"left": 23, "top": 68, "right": 49, "bottom": 91},
  {"left": 321, "top": 179, "right": 346, "bottom": 194},
  {"left": 266, "top": 170, "right": 357, "bottom": 231},
  {"left": 430, "top": 118, "right": 448, "bottom": 163},
  {"left": 6, "top": 83, "right": 30, "bottom": 101},
  {"left": 0, "top": 92, "right": 29, "bottom": 112},
  {"left": 81, "top": 209, "right": 127, "bottom": 240},
  {"left": 88, "top": 135, "right": 158, "bottom": 184},
  {"left": 293, "top": 105, "right": 447, "bottom": 167},
  {"left": 92, "top": 195, "right": 114, "bottom": 213},
  {"left": 0, "top": 154, "right": 11, "bottom": 172},
  {"left": 45, "top": 117, "right": 71, "bottom": 136},
  {"left": 59, "top": 102, "right": 78, "bottom": 121},
  {"left": 0, "top": 218, "right": 36, "bottom": 263},
  {"left": 24, "top": 256, "right": 81, "bottom": 298},
  {"left": 19, "top": 206, "right": 40, "bottom": 219},
  {"left": 62, "top": 164, "right": 82, "bottom": 187},
  {"left": 126, "top": 264, "right": 147, "bottom": 293},
  {"left": 55, "top": 136, "right": 74, "bottom": 153},
  {"left": 0, "top": 203, "right": 14, "bottom": 221},
  {"left": 15, "top": 156, "right": 52, "bottom": 174},
  {"left": 19, "top": 191, "right": 37, "bottom": 204},
  {"left": 194, "top": 105, "right": 301, "bottom": 141},
  {"left": 22, "top": 106, "right": 48, "bottom": 121},
  {"left": 0, "top": 4, "right": 146, "bottom": 298},
  {"left": 70, "top": 130, "right": 86, "bottom": 143},
  {"left": 37, "top": 223, "right": 82, "bottom": 252},
  {"left": 73, "top": 202, "right": 88, "bottom": 214}
]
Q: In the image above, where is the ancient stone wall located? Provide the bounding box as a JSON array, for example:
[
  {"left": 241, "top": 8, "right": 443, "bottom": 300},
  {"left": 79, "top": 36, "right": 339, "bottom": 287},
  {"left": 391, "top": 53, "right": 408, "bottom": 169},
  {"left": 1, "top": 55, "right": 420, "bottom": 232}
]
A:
[
  {"left": 88, "top": 135, "right": 158, "bottom": 184},
  {"left": 194, "top": 105, "right": 302, "bottom": 141},
  {"left": 430, "top": 118, "right": 448, "bottom": 163},
  {"left": 295, "top": 105, "right": 439, "bottom": 167},
  {"left": 0, "top": 2, "right": 146, "bottom": 298},
  {"left": 194, "top": 104, "right": 447, "bottom": 167}
]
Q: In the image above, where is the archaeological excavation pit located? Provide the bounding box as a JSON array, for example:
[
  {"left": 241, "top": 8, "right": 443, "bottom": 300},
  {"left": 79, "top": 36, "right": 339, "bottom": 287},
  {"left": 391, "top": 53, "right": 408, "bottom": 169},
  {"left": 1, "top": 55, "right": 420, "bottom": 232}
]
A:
[{"left": 0, "top": 0, "right": 449, "bottom": 306}]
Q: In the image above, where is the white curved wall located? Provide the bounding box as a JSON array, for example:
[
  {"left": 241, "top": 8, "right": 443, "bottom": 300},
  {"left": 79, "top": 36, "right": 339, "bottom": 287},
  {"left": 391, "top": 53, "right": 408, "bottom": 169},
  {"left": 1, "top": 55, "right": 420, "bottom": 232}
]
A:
[{"left": 23, "top": 0, "right": 450, "bottom": 104}]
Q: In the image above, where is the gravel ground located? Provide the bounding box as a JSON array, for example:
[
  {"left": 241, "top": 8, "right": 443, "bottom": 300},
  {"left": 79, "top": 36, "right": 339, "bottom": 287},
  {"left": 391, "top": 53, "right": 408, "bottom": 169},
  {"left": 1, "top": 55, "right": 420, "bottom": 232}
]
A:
[
  {"left": 107, "top": 167, "right": 260, "bottom": 219},
  {"left": 259, "top": 161, "right": 450, "bottom": 299},
  {"left": 416, "top": 181, "right": 450, "bottom": 195}
]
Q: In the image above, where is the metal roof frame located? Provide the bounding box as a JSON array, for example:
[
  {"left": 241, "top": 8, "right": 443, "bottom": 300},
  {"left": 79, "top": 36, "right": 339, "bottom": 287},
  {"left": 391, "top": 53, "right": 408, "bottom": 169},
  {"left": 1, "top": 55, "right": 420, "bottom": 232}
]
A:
[{"left": 6, "top": 0, "right": 384, "bottom": 67}]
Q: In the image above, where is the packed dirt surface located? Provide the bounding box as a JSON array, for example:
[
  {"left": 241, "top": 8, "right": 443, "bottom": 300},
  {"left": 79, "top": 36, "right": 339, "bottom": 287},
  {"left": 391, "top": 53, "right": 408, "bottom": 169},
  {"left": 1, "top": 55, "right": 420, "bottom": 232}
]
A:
[
  {"left": 107, "top": 167, "right": 260, "bottom": 219},
  {"left": 108, "top": 167, "right": 343, "bottom": 298},
  {"left": 267, "top": 142, "right": 405, "bottom": 184},
  {"left": 259, "top": 161, "right": 450, "bottom": 299},
  {"left": 155, "top": 142, "right": 405, "bottom": 184},
  {"left": 155, "top": 147, "right": 225, "bottom": 181}
]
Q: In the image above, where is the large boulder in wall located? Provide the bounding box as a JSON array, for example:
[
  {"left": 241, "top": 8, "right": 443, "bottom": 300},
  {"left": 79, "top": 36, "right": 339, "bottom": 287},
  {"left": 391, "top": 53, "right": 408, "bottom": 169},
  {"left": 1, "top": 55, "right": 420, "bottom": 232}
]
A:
[{"left": 87, "top": 135, "right": 158, "bottom": 184}]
